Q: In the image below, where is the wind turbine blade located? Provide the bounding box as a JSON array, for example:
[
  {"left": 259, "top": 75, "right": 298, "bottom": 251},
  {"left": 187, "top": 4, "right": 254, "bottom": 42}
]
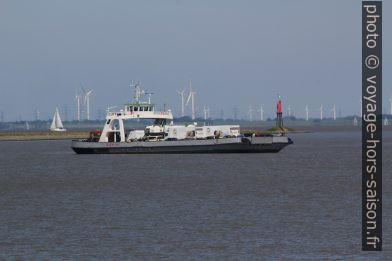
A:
[
  {"left": 186, "top": 92, "right": 192, "bottom": 105},
  {"left": 80, "top": 83, "right": 87, "bottom": 94}
]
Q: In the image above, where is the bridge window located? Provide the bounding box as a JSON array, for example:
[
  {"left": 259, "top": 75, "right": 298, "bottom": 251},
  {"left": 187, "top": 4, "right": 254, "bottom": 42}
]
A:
[{"left": 134, "top": 107, "right": 138, "bottom": 111}]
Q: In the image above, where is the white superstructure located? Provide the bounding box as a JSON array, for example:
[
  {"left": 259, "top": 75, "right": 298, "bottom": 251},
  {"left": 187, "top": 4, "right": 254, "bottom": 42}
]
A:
[
  {"left": 195, "top": 125, "right": 240, "bottom": 139},
  {"left": 98, "top": 82, "right": 241, "bottom": 143},
  {"left": 99, "top": 82, "right": 173, "bottom": 142}
]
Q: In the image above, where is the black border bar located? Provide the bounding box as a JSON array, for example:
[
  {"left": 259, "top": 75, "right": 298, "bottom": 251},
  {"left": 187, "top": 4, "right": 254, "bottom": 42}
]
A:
[{"left": 362, "top": 1, "right": 382, "bottom": 251}]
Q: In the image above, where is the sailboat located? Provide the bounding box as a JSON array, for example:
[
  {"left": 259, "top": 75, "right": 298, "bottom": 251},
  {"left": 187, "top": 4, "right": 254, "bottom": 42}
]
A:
[{"left": 50, "top": 107, "right": 66, "bottom": 132}]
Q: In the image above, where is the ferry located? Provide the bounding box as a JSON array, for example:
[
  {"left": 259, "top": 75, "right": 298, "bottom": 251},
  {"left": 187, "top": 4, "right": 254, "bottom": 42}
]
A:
[{"left": 71, "top": 83, "right": 293, "bottom": 154}]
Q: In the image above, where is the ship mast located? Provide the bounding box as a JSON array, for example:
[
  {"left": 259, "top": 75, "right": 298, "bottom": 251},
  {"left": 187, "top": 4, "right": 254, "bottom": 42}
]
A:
[{"left": 130, "top": 81, "right": 144, "bottom": 102}]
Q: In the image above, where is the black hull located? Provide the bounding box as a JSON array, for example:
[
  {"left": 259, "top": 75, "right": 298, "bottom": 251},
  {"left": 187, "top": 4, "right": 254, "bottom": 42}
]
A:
[{"left": 71, "top": 140, "right": 292, "bottom": 154}]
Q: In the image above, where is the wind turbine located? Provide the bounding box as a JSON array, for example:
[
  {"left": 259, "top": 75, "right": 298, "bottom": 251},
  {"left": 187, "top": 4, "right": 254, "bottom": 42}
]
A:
[
  {"left": 75, "top": 91, "right": 81, "bottom": 121},
  {"left": 332, "top": 104, "right": 336, "bottom": 120},
  {"left": 35, "top": 109, "right": 40, "bottom": 121},
  {"left": 288, "top": 104, "right": 292, "bottom": 117},
  {"left": 81, "top": 89, "right": 93, "bottom": 121},
  {"left": 305, "top": 105, "right": 309, "bottom": 121},
  {"left": 320, "top": 104, "right": 323, "bottom": 120},
  {"left": 219, "top": 109, "right": 223, "bottom": 119},
  {"left": 186, "top": 81, "right": 196, "bottom": 120},
  {"left": 177, "top": 89, "right": 186, "bottom": 117},
  {"left": 389, "top": 96, "right": 392, "bottom": 115},
  {"left": 80, "top": 83, "right": 93, "bottom": 120},
  {"left": 257, "top": 104, "right": 264, "bottom": 121},
  {"left": 354, "top": 116, "right": 358, "bottom": 126},
  {"left": 248, "top": 106, "right": 253, "bottom": 122},
  {"left": 233, "top": 107, "right": 238, "bottom": 120},
  {"left": 203, "top": 106, "right": 208, "bottom": 120}
]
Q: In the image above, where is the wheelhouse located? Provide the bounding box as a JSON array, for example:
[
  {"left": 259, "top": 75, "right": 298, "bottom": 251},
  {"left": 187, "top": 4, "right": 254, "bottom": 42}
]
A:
[{"left": 125, "top": 102, "right": 154, "bottom": 113}]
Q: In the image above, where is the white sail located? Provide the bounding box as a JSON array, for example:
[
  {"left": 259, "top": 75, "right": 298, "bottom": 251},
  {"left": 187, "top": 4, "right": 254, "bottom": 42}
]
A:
[
  {"left": 50, "top": 110, "right": 57, "bottom": 130},
  {"left": 50, "top": 107, "right": 66, "bottom": 131},
  {"left": 55, "top": 109, "right": 64, "bottom": 128}
]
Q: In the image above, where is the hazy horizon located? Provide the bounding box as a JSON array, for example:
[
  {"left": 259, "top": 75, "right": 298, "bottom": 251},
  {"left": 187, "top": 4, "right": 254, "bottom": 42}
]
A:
[{"left": 0, "top": 0, "right": 391, "bottom": 121}]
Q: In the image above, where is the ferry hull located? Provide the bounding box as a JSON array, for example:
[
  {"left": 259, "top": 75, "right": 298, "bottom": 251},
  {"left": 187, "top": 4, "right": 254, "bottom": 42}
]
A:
[{"left": 71, "top": 137, "right": 293, "bottom": 154}]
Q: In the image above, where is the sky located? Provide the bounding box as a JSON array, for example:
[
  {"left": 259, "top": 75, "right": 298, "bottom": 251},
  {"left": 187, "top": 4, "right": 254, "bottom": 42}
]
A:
[{"left": 0, "top": 0, "right": 390, "bottom": 121}]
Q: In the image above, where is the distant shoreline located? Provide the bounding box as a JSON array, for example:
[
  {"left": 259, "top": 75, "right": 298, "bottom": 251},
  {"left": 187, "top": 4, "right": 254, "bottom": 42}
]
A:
[
  {"left": 0, "top": 131, "right": 89, "bottom": 141},
  {"left": 0, "top": 125, "right": 376, "bottom": 142}
]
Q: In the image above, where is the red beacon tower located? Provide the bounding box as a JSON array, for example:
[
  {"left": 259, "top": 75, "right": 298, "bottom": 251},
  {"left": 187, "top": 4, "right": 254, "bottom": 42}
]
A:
[{"left": 276, "top": 96, "right": 283, "bottom": 128}]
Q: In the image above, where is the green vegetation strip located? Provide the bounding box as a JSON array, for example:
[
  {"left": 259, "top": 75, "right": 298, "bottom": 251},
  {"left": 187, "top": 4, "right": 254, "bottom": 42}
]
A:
[{"left": 0, "top": 131, "right": 90, "bottom": 141}]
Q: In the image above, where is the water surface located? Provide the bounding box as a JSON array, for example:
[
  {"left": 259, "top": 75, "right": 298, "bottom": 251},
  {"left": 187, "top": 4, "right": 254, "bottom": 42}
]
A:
[{"left": 0, "top": 131, "right": 391, "bottom": 259}]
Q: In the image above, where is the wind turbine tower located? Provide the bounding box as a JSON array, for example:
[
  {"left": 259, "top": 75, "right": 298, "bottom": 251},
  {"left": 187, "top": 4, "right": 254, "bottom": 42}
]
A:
[
  {"left": 80, "top": 84, "right": 93, "bottom": 120},
  {"left": 203, "top": 106, "right": 208, "bottom": 120},
  {"left": 389, "top": 96, "right": 392, "bottom": 115},
  {"left": 35, "top": 109, "right": 40, "bottom": 121},
  {"left": 75, "top": 92, "right": 81, "bottom": 121},
  {"left": 233, "top": 107, "right": 238, "bottom": 120},
  {"left": 354, "top": 116, "right": 358, "bottom": 126},
  {"left": 332, "top": 104, "right": 336, "bottom": 120},
  {"left": 305, "top": 104, "right": 309, "bottom": 121},
  {"left": 257, "top": 104, "right": 264, "bottom": 121},
  {"left": 220, "top": 109, "right": 224, "bottom": 120},
  {"left": 84, "top": 90, "right": 93, "bottom": 120},
  {"left": 248, "top": 106, "right": 253, "bottom": 122},
  {"left": 320, "top": 104, "right": 323, "bottom": 120},
  {"left": 177, "top": 89, "right": 186, "bottom": 117},
  {"left": 288, "top": 105, "right": 292, "bottom": 117},
  {"left": 186, "top": 81, "right": 196, "bottom": 120}
]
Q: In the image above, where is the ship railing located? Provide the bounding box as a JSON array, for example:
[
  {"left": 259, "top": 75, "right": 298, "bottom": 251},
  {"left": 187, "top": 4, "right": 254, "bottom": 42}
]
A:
[
  {"left": 107, "top": 111, "right": 124, "bottom": 116},
  {"left": 107, "top": 111, "right": 171, "bottom": 117},
  {"left": 153, "top": 111, "right": 171, "bottom": 115}
]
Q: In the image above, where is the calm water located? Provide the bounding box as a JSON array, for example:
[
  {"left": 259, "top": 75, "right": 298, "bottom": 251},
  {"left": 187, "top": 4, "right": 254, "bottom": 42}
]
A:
[{"left": 0, "top": 131, "right": 391, "bottom": 260}]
